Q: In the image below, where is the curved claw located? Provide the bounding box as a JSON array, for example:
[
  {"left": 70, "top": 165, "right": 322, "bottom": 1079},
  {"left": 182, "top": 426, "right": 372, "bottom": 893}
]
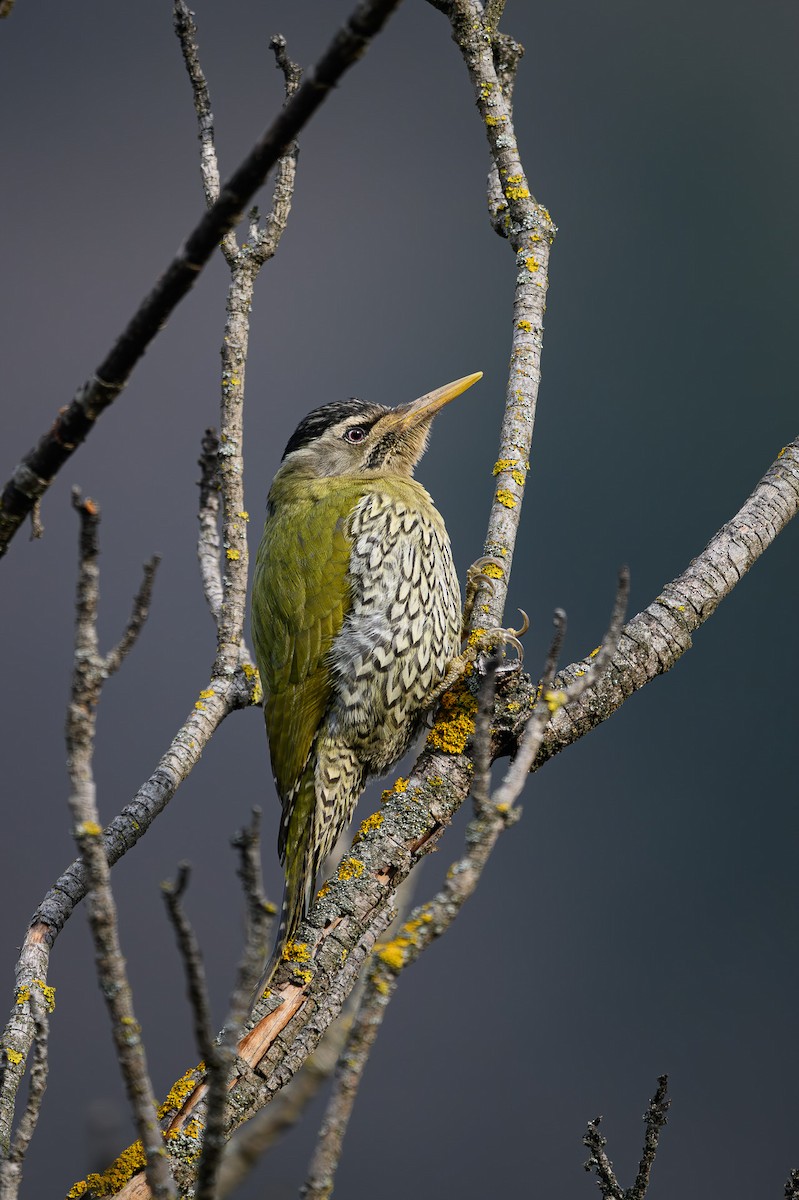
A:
[
  {"left": 501, "top": 632, "right": 524, "bottom": 664},
  {"left": 507, "top": 608, "right": 530, "bottom": 639}
]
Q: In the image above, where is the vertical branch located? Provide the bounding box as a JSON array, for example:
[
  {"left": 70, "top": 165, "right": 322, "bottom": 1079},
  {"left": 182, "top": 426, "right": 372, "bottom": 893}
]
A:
[
  {"left": 173, "top": 4, "right": 302, "bottom": 679},
  {"left": 430, "top": 0, "right": 556, "bottom": 630},
  {"left": 66, "top": 492, "right": 174, "bottom": 1200}
]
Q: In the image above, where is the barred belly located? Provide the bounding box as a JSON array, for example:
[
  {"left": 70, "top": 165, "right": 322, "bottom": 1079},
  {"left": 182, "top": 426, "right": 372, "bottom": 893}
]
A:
[{"left": 326, "top": 488, "right": 461, "bottom": 771}]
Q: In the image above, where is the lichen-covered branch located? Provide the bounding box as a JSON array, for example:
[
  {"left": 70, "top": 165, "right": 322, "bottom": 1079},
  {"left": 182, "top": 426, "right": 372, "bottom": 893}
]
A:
[
  {"left": 0, "top": 0, "right": 405, "bottom": 559},
  {"left": 530, "top": 436, "right": 799, "bottom": 766},
  {"left": 0, "top": 989, "right": 49, "bottom": 1200},
  {"left": 429, "top": 0, "right": 556, "bottom": 631},
  {"left": 99, "top": 431, "right": 799, "bottom": 1200},
  {"left": 301, "top": 580, "right": 626, "bottom": 1197}
]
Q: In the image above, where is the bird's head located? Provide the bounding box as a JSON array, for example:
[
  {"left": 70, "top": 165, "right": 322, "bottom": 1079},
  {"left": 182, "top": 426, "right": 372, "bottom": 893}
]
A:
[{"left": 275, "top": 372, "right": 483, "bottom": 481}]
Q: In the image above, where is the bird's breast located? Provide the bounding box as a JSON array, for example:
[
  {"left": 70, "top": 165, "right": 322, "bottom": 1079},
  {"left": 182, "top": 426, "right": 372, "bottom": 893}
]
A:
[{"left": 326, "top": 488, "right": 461, "bottom": 771}]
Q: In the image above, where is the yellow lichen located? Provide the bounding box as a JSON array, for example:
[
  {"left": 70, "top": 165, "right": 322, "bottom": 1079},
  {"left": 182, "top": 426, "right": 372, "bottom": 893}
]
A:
[
  {"left": 525, "top": 256, "right": 540, "bottom": 272},
  {"left": 511, "top": 469, "right": 525, "bottom": 487},
  {"left": 316, "top": 881, "right": 330, "bottom": 901},
  {"left": 237, "top": 510, "right": 249, "bottom": 520},
  {"left": 482, "top": 562, "right": 504, "bottom": 580},
  {"left": 336, "top": 856, "right": 365, "bottom": 882},
  {"left": 377, "top": 941, "right": 405, "bottom": 971},
  {"left": 158, "top": 1065, "right": 203, "bottom": 1119},
  {"left": 282, "top": 941, "right": 311, "bottom": 963},
  {"left": 485, "top": 114, "right": 507, "bottom": 126},
  {"left": 194, "top": 701, "right": 206, "bottom": 711},
  {"left": 199, "top": 688, "right": 214, "bottom": 700},
  {"left": 34, "top": 980, "right": 56, "bottom": 1012},
  {"left": 226, "top": 548, "right": 240, "bottom": 561},
  {"left": 67, "top": 1140, "right": 147, "bottom": 1198},
  {"left": 373, "top": 975, "right": 391, "bottom": 996},
  {"left": 544, "top": 689, "right": 567, "bottom": 714},
  {"left": 78, "top": 821, "right": 102, "bottom": 837},
  {"left": 381, "top": 776, "right": 408, "bottom": 803},
  {"left": 506, "top": 186, "right": 530, "bottom": 200},
  {"left": 376, "top": 913, "right": 434, "bottom": 973},
  {"left": 516, "top": 319, "right": 532, "bottom": 332},
  {"left": 495, "top": 488, "right": 517, "bottom": 509},
  {"left": 15, "top": 986, "right": 30, "bottom": 1006},
  {"left": 5, "top": 1048, "right": 23, "bottom": 1065},
  {"left": 427, "top": 681, "right": 478, "bottom": 754},
  {"left": 241, "top": 661, "right": 263, "bottom": 704},
  {"left": 589, "top": 646, "right": 601, "bottom": 658},
  {"left": 353, "top": 810, "right": 384, "bottom": 842}
]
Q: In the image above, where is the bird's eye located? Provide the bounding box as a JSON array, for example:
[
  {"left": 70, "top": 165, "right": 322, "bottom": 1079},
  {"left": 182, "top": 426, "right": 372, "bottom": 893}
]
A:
[{"left": 344, "top": 426, "right": 366, "bottom": 444}]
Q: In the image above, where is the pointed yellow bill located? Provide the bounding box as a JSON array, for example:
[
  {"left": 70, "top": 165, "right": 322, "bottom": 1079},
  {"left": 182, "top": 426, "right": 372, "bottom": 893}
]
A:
[{"left": 392, "top": 371, "right": 483, "bottom": 429}]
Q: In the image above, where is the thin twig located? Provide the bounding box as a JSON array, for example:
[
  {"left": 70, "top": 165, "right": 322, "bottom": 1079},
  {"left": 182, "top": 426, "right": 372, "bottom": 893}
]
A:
[
  {"left": 162, "top": 866, "right": 215, "bottom": 1083},
  {"left": 583, "top": 1076, "right": 670, "bottom": 1200},
  {"left": 629, "top": 1076, "right": 670, "bottom": 1200},
  {"left": 66, "top": 491, "right": 175, "bottom": 1200},
  {"left": 0, "top": 0, "right": 405, "bottom": 558},
  {"left": 785, "top": 1168, "right": 799, "bottom": 1199},
  {"left": 494, "top": 568, "right": 628, "bottom": 807},
  {"left": 104, "top": 556, "right": 160, "bottom": 677},
  {"left": 197, "top": 428, "right": 224, "bottom": 623},
  {"left": 187, "top": 813, "right": 272, "bottom": 1200},
  {"left": 583, "top": 1117, "right": 624, "bottom": 1200}
]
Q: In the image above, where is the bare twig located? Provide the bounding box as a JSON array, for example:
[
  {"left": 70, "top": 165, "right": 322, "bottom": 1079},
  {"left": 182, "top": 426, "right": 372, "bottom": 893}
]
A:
[
  {"left": 161, "top": 818, "right": 272, "bottom": 1200},
  {"left": 184, "top": 814, "right": 272, "bottom": 1200},
  {"left": 629, "top": 1076, "right": 670, "bottom": 1200},
  {"left": 197, "top": 428, "right": 224, "bottom": 623},
  {"left": 65, "top": 491, "right": 174, "bottom": 1200},
  {"left": 0, "top": 0, "right": 405, "bottom": 558},
  {"left": 583, "top": 1117, "right": 624, "bottom": 1200},
  {"left": 583, "top": 1076, "right": 670, "bottom": 1200},
  {"left": 785, "top": 1168, "right": 799, "bottom": 1199},
  {"left": 161, "top": 866, "right": 215, "bottom": 1084},
  {"left": 495, "top": 568, "right": 628, "bottom": 806}
]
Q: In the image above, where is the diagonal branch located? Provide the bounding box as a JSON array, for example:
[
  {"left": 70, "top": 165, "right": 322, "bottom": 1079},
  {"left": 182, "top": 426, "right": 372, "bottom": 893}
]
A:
[
  {"left": 302, "top": 577, "right": 627, "bottom": 1197},
  {"left": 0, "top": 0, "right": 405, "bottom": 559}
]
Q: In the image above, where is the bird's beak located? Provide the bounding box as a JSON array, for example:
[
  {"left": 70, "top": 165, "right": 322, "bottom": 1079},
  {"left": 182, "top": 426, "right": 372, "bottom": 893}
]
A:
[{"left": 391, "top": 371, "right": 483, "bottom": 430}]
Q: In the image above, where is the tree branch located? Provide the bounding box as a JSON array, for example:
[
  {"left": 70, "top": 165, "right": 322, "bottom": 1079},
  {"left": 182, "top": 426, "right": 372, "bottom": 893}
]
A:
[
  {"left": 0, "top": 0, "right": 404, "bottom": 559},
  {"left": 63, "top": 492, "right": 175, "bottom": 1200},
  {"left": 529, "top": 437, "right": 799, "bottom": 768},
  {"left": 583, "top": 1076, "right": 670, "bottom": 1200},
  {"left": 429, "top": 0, "right": 556, "bottom": 632}
]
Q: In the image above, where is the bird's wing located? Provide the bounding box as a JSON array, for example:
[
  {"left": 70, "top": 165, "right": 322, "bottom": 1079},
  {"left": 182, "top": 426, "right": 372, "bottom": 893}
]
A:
[{"left": 251, "top": 484, "right": 355, "bottom": 854}]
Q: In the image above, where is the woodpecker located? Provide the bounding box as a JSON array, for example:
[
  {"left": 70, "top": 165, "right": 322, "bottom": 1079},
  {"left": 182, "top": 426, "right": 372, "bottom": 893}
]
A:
[{"left": 251, "top": 372, "right": 483, "bottom": 995}]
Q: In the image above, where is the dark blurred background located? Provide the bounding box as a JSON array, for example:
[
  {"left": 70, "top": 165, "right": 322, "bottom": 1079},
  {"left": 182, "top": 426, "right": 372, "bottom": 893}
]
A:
[{"left": 1, "top": 1, "right": 797, "bottom": 1196}]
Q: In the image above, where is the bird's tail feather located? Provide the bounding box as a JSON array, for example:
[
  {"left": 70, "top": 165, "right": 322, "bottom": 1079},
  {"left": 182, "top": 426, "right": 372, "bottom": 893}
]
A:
[{"left": 251, "top": 778, "right": 318, "bottom": 1004}]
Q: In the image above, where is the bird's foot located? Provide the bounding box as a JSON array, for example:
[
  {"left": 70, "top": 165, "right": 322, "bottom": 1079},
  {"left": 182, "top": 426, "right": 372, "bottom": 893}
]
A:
[
  {"left": 469, "top": 609, "right": 529, "bottom": 673},
  {"left": 426, "top": 609, "right": 529, "bottom": 709},
  {"left": 462, "top": 555, "right": 505, "bottom": 634}
]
